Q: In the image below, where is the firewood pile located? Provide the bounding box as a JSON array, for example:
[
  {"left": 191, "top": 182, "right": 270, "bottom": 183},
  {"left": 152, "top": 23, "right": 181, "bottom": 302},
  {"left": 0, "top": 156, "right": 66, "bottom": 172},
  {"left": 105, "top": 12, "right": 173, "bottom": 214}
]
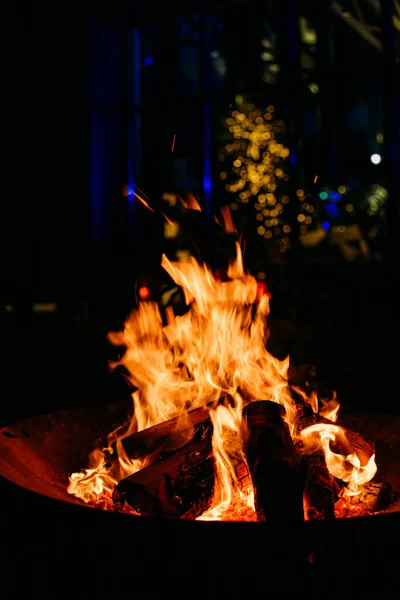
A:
[{"left": 111, "top": 393, "right": 394, "bottom": 522}]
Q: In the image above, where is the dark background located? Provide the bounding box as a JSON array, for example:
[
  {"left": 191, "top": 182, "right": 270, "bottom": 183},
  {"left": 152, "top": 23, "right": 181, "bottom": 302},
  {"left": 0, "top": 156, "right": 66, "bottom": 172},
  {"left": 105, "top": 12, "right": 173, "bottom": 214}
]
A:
[{"left": 1, "top": 0, "right": 399, "bottom": 427}]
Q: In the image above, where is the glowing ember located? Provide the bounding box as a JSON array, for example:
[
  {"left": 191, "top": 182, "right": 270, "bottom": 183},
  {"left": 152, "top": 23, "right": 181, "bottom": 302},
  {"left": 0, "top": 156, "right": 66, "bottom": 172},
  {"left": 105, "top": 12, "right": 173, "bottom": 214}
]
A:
[{"left": 68, "top": 242, "right": 377, "bottom": 520}]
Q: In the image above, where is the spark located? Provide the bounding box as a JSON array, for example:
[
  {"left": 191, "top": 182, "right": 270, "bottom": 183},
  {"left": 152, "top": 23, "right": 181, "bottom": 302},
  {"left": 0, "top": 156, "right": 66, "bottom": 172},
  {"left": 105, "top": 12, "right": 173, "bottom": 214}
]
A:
[
  {"left": 123, "top": 184, "right": 152, "bottom": 207},
  {"left": 177, "top": 193, "right": 187, "bottom": 208},
  {"left": 313, "top": 175, "right": 318, "bottom": 184},
  {"left": 161, "top": 212, "right": 173, "bottom": 225},
  {"left": 134, "top": 191, "right": 154, "bottom": 212},
  {"left": 177, "top": 193, "right": 201, "bottom": 212},
  {"left": 171, "top": 134, "right": 176, "bottom": 152},
  {"left": 220, "top": 204, "right": 237, "bottom": 233},
  {"left": 134, "top": 185, "right": 151, "bottom": 201}
]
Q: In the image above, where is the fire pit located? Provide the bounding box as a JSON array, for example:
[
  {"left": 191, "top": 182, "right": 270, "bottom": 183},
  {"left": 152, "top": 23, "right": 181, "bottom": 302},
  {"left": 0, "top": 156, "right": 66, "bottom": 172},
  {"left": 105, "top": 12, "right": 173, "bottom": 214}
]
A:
[
  {"left": 1, "top": 399, "right": 400, "bottom": 595},
  {"left": 1, "top": 243, "right": 400, "bottom": 595}
]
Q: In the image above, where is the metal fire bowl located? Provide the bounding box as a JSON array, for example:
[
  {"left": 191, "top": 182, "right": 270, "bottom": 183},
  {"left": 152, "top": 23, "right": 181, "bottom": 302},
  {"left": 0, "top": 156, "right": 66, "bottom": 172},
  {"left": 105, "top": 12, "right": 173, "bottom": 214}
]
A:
[{"left": 1, "top": 401, "right": 399, "bottom": 594}]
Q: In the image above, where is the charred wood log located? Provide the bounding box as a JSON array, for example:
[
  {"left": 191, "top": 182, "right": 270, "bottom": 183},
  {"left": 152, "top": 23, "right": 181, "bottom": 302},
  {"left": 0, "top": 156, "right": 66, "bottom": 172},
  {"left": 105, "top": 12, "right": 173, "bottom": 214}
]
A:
[
  {"left": 348, "top": 480, "right": 392, "bottom": 512},
  {"left": 294, "top": 402, "right": 337, "bottom": 521},
  {"left": 120, "top": 404, "right": 211, "bottom": 459},
  {"left": 293, "top": 401, "right": 318, "bottom": 437},
  {"left": 242, "top": 400, "right": 304, "bottom": 524},
  {"left": 113, "top": 422, "right": 215, "bottom": 518},
  {"left": 302, "top": 455, "right": 338, "bottom": 520}
]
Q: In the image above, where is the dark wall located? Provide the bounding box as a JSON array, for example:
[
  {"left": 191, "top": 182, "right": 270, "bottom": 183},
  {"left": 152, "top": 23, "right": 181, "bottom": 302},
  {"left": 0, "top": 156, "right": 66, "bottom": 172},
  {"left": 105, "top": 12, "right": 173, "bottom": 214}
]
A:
[{"left": 3, "top": 3, "right": 90, "bottom": 304}]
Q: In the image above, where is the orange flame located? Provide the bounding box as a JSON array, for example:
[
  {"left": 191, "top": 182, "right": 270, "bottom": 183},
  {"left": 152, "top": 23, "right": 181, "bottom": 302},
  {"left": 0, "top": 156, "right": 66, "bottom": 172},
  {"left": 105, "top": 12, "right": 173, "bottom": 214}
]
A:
[
  {"left": 67, "top": 426, "right": 149, "bottom": 508},
  {"left": 299, "top": 424, "right": 377, "bottom": 499},
  {"left": 68, "top": 244, "right": 377, "bottom": 518},
  {"left": 197, "top": 398, "right": 256, "bottom": 521}
]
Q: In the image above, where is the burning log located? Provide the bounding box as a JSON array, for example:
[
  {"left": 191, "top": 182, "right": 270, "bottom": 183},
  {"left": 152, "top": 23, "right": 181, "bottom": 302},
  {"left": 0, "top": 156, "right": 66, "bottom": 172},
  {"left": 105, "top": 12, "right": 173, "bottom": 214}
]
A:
[
  {"left": 348, "top": 480, "right": 392, "bottom": 512},
  {"left": 294, "top": 402, "right": 337, "bottom": 521},
  {"left": 120, "top": 404, "right": 212, "bottom": 459},
  {"left": 334, "top": 480, "right": 393, "bottom": 518},
  {"left": 242, "top": 400, "right": 304, "bottom": 524},
  {"left": 113, "top": 421, "right": 216, "bottom": 518}
]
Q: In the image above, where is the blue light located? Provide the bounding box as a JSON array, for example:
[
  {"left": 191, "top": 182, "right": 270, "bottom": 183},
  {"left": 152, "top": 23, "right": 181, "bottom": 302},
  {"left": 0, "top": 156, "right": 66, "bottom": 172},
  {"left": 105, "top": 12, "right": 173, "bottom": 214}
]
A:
[
  {"left": 325, "top": 202, "right": 339, "bottom": 218},
  {"left": 143, "top": 56, "right": 155, "bottom": 67},
  {"left": 203, "top": 101, "right": 212, "bottom": 230},
  {"left": 329, "top": 191, "right": 341, "bottom": 202},
  {"left": 289, "top": 150, "right": 296, "bottom": 166},
  {"left": 203, "top": 170, "right": 212, "bottom": 194},
  {"left": 322, "top": 221, "right": 330, "bottom": 230}
]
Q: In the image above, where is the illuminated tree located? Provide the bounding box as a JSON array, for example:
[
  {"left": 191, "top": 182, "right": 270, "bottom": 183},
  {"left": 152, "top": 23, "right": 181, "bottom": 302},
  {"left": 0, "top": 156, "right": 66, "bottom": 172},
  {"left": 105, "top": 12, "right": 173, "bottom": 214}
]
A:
[{"left": 219, "top": 95, "right": 292, "bottom": 253}]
